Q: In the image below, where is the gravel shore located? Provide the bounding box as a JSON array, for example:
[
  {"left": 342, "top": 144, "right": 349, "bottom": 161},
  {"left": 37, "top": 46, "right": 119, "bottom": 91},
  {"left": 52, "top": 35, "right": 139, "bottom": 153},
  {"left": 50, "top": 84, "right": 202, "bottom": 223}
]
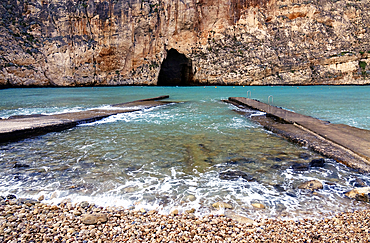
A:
[{"left": 1, "top": 197, "right": 369, "bottom": 243}]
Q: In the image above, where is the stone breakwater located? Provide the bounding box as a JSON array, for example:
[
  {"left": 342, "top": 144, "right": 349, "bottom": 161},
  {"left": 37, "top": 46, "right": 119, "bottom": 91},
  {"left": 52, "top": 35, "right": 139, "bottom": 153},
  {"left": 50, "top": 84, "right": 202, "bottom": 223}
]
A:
[{"left": 1, "top": 196, "right": 370, "bottom": 242}]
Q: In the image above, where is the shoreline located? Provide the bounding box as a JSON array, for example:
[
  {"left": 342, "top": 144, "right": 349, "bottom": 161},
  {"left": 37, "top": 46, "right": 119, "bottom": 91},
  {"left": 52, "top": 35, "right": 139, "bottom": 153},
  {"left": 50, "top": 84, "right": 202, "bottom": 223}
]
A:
[
  {"left": 1, "top": 84, "right": 370, "bottom": 89},
  {"left": 1, "top": 196, "right": 369, "bottom": 242}
]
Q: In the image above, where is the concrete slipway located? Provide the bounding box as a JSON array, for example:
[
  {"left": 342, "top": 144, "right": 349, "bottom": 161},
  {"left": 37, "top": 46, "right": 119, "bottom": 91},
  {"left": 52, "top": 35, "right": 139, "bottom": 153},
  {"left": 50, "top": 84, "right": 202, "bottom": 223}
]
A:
[
  {"left": 0, "top": 95, "right": 170, "bottom": 143},
  {"left": 226, "top": 97, "right": 370, "bottom": 173}
]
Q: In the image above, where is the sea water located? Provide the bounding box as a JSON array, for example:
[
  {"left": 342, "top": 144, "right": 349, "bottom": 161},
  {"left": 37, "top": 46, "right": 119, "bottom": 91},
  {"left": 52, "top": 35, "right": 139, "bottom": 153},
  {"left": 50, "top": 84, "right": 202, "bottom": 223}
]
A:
[{"left": 0, "top": 86, "right": 369, "bottom": 219}]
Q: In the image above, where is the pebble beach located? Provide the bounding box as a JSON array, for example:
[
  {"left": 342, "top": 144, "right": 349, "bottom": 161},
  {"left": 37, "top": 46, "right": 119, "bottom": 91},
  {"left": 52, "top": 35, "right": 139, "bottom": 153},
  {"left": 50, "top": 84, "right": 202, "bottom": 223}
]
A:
[{"left": 1, "top": 196, "right": 369, "bottom": 243}]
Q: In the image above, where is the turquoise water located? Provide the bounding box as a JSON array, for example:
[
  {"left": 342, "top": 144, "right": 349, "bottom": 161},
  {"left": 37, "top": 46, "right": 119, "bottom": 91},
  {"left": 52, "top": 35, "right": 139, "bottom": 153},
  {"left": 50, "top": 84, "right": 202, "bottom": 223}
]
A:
[{"left": 0, "top": 86, "right": 370, "bottom": 219}]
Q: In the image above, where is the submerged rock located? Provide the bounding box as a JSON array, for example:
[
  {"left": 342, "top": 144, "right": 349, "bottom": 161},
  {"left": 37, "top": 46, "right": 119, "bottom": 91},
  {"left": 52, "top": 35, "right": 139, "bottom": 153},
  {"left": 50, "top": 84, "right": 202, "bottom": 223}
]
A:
[
  {"left": 13, "top": 163, "right": 30, "bottom": 168},
  {"left": 219, "top": 171, "right": 255, "bottom": 181},
  {"left": 251, "top": 203, "right": 265, "bottom": 209},
  {"left": 38, "top": 195, "right": 44, "bottom": 202},
  {"left": 298, "top": 153, "right": 311, "bottom": 160},
  {"left": 354, "top": 178, "right": 368, "bottom": 187},
  {"left": 291, "top": 163, "right": 310, "bottom": 172},
  {"left": 298, "top": 180, "right": 323, "bottom": 191},
  {"left": 185, "top": 195, "right": 196, "bottom": 202},
  {"left": 270, "top": 164, "right": 281, "bottom": 169},
  {"left": 226, "top": 157, "right": 255, "bottom": 165},
  {"left": 212, "top": 202, "right": 233, "bottom": 209},
  {"left": 6, "top": 194, "right": 16, "bottom": 200},
  {"left": 286, "top": 189, "right": 298, "bottom": 197},
  {"left": 125, "top": 166, "right": 142, "bottom": 172},
  {"left": 345, "top": 187, "right": 370, "bottom": 202},
  {"left": 309, "top": 158, "right": 325, "bottom": 167},
  {"left": 273, "top": 184, "right": 285, "bottom": 192},
  {"left": 123, "top": 186, "right": 137, "bottom": 193}
]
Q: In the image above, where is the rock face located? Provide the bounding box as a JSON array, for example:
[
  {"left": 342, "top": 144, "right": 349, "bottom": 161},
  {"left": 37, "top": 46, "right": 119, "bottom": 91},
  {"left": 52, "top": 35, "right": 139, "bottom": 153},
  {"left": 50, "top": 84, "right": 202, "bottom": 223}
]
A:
[{"left": 0, "top": 0, "right": 369, "bottom": 87}]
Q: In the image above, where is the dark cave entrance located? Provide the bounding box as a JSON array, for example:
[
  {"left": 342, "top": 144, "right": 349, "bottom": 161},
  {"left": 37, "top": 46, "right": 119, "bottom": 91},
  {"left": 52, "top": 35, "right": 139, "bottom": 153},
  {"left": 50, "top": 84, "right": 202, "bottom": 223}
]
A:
[{"left": 157, "top": 49, "right": 194, "bottom": 86}]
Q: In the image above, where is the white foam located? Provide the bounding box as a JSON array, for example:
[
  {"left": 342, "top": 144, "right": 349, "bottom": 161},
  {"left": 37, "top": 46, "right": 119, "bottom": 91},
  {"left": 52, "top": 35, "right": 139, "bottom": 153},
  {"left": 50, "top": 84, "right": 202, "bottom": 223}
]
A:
[
  {"left": 250, "top": 111, "right": 266, "bottom": 117},
  {"left": 79, "top": 105, "right": 176, "bottom": 126}
]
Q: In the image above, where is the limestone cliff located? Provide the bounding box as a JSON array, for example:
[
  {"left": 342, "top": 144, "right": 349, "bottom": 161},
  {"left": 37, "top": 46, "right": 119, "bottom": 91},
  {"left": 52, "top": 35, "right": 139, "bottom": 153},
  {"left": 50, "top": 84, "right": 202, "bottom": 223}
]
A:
[{"left": 0, "top": 0, "right": 369, "bottom": 87}]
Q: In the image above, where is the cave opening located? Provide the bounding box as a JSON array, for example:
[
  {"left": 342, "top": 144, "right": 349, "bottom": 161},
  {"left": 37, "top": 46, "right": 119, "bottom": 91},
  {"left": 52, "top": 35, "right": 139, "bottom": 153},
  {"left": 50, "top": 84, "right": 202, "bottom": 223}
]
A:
[{"left": 157, "top": 49, "right": 194, "bottom": 86}]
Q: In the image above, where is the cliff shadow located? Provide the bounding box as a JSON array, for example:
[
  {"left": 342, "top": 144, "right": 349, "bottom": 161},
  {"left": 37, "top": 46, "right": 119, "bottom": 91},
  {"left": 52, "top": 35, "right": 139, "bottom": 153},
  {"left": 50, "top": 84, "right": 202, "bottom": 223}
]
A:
[{"left": 157, "top": 49, "right": 194, "bottom": 86}]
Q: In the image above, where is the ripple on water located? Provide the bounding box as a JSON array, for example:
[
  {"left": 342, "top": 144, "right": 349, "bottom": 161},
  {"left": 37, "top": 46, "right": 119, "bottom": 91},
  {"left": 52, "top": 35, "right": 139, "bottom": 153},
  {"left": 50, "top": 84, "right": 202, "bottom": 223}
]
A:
[{"left": 1, "top": 89, "right": 370, "bottom": 219}]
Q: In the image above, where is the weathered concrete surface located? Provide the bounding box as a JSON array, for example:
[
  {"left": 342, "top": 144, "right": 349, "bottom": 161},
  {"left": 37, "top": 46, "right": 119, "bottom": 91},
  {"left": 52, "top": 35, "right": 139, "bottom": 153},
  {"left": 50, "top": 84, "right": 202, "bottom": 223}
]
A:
[
  {"left": 0, "top": 95, "right": 170, "bottom": 143},
  {"left": 227, "top": 97, "right": 370, "bottom": 173}
]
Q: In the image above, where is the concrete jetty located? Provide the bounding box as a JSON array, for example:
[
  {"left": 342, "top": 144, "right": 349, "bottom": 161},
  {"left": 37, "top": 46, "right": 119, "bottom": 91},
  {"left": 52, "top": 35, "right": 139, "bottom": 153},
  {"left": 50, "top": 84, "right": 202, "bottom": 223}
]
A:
[
  {"left": 0, "top": 95, "right": 170, "bottom": 143},
  {"left": 227, "top": 97, "right": 370, "bottom": 173}
]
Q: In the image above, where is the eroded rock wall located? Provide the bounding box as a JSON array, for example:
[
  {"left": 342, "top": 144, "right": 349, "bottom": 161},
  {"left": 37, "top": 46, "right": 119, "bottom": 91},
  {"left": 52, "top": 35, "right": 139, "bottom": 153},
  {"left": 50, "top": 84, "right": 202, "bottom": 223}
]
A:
[{"left": 0, "top": 0, "right": 369, "bottom": 87}]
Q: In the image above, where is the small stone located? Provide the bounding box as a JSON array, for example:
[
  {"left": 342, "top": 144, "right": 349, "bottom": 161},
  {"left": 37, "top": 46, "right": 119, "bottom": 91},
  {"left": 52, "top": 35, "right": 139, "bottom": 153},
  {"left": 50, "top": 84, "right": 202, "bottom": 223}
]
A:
[
  {"left": 212, "top": 202, "right": 233, "bottom": 209},
  {"left": 38, "top": 195, "right": 45, "bottom": 201},
  {"left": 185, "top": 195, "right": 196, "bottom": 201},
  {"left": 80, "top": 201, "right": 89, "bottom": 208},
  {"left": 50, "top": 205, "right": 59, "bottom": 210},
  {"left": 345, "top": 187, "right": 370, "bottom": 202},
  {"left": 251, "top": 203, "right": 265, "bottom": 209},
  {"left": 148, "top": 210, "right": 157, "bottom": 215},
  {"left": 140, "top": 208, "right": 146, "bottom": 213},
  {"left": 226, "top": 213, "right": 256, "bottom": 225},
  {"left": 298, "top": 180, "right": 323, "bottom": 191},
  {"left": 6, "top": 194, "right": 16, "bottom": 200},
  {"left": 81, "top": 213, "right": 108, "bottom": 225},
  {"left": 170, "top": 209, "right": 179, "bottom": 216},
  {"left": 185, "top": 208, "right": 196, "bottom": 214}
]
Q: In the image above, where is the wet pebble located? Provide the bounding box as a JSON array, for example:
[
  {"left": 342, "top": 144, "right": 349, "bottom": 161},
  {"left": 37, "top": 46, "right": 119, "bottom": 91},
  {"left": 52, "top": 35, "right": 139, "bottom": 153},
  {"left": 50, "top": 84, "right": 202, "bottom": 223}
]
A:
[
  {"left": 81, "top": 213, "right": 108, "bottom": 225},
  {"left": 212, "top": 202, "right": 233, "bottom": 209},
  {"left": 345, "top": 187, "right": 370, "bottom": 202},
  {"left": 251, "top": 203, "right": 265, "bottom": 209},
  {"left": 298, "top": 180, "right": 323, "bottom": 191},
  {"left": 0, "top": 197, "right": 369, "bottom": 242},
  {"left": 185, "top": 195, "right": 196, "bottom": 202}
]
